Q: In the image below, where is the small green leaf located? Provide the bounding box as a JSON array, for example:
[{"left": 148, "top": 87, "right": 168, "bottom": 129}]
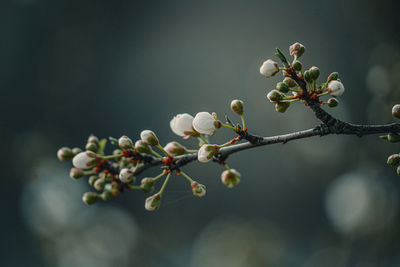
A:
[
  {"left": 109, "top": 136, "right": 119, "bottom": 146},
  {"left": 98, "top": 138, "right": 107, "bottom": 155},
  {"left": 225, "top": 115, "right": 235, "bottom": 127},
  {"left": 275, "top": 48, "right": 290, "bottom": 68}
]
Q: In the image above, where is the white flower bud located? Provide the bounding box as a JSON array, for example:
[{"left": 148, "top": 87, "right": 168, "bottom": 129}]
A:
[
  {"left": 164, "top": 141, "right": 186, "bottom": 156},
  {"left": 57, "top": 147, "right": 74, "bottom": 161},
  {"left": 170, "top": 113, "right": 198, "bottom": 137},
  {"left": 140, "top": 130, "right": 159, "bottom": 146},
  {"left": 118, "top": 135, "right": 134, "bottom": 149},
  {"left": 327, "top": 80, "right": 345, "bottom": 97},
  {"left": 197, "top": 144, "right": 219, "bottom": 163},
  {"left": 221, "top": 169, "right": 241, "bottom": 188},
  {"left": 72, "top": 151, "right": 98, "bottom": 169},
  {"left": 94, "top": 177, "right": 105, "bottom": 191},
  {"left": 191, "top": 182, "right": 206, "bottom": 197},
  {"left": 119, "top": 168, "right": 134, "bottom": 183},
  {"left": 141, "top": 177, "right": 155, "bottom": 194},
  {"left": 230, "top": 99, "right": 244, "bottom": 116},
  {"left": 135, "top": 140, "right": 150, "bottom": 153},
  {"left": 145, "top": 194, "right": 161, "bottom": 211},
  {"left": 259, "top": 59, "right": 279, "bottom": 77},
  {"left": 193, "top": 112, "right": 218, "bottom": 136}
]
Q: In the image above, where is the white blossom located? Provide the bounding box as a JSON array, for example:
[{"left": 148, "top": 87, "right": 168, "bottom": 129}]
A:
[
  {"left": 72, "top": 151, "right": 98, "bottom": 169},
  {"left": 197, "top": 144, "right": 219, "bottom": 163},
  {"left": 119, "top": 168, "right": 134, "bottom": 183},
  {"left": 192, "top": 112, "right": 218, "bottom": 136},
  {"left": 140, "top": 130, "right": 159, "bottom": 146},
  {"left": 170, "top": 113, "right": 197, "bottom": 137},
  {"left": 328, "top": 80, "right": 345, "bottom": 97},
  {"left": 259, "top": 59, "right": 279, "bottom": 77}
]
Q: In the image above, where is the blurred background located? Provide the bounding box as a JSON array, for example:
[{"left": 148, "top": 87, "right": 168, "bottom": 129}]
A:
[{"left": 2, "top": 0, "right": 400, "bottom": 266}]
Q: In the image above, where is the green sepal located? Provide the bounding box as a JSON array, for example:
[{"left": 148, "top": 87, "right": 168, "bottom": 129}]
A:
[
  {"left": 109, "top": 136, "right": 119, "bottom": 146},
  {"left": 275, "top": 48, "right": 290, "bottom": 68}
]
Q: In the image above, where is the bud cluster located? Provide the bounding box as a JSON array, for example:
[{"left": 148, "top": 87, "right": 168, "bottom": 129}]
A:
[{"left": 262, "top": 42, "right": 346, "bottom": 113}]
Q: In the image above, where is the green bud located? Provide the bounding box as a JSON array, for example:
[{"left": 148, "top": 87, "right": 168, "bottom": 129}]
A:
[
  {"left": 85, "top": 142, "right": 99, "bottom": 152},
  {"left": 275, "top": 102, "right": 290, "bottom": 113},
  {"left": 100, "top": 191, "right": 112, "bottom": 201},
  {"left": 82, "top": 192, "right": 99, "bottom": 205},
  {"left": 304, "top": 70, "right": 313, "bottom": 83},
  {"left": 327, "top": 98, "right": 339, "bottom": 108},
  {"left": 145, "top": 194, "right": 161, "bottom": 211},
  {"left": 135, "top": 140, "right": 151, "bottom": 154},
  {"left": 94, "top": 177, "right": 106, "bottom": 191},
  {"left": 289, "top": 42, "right": 305, "bottom": 58},
  {"left": 87, "top": 135, "right": 99, "bottom": 144},
  {"left": 57, "top": 147, "right": 74, "bottom": 161},
  {"left": 267, "top": 89, "right": 284, "bottom": 102},
  {"left": 71, "top": 147, "right": 82, "bottom": 155},
  {"left": 276, "top": 82, "right": 290, "bottom": 93},
  {"left": 327, "top": 72, "right": 339, "bottom": 82},
  {"left": 141, "top": 177, "right": 155, "bottom": 194},
  {"left": 309, "top": 66, "right": 320, "bottom": 80},
  {"left": 88, "top": 175, "right": 99, "bottom": 186},
  {"left": 283, "top": 77, "right": 297, "bottom": 88},
  {"left": 230, "top": 99, "right": 244, "bottom": 116},
  {"left": 387, "top": 154, "right": 400, "bottom": 166},
  {"left": 292, "top": 60, "right": 302, "bottom": 71},
  {"left": 388, "top": 133, "right": 400, "bottom": 143},
  {"left": 392, "top": 104, "right": 400, "bottom": 119},
  {"left": 70, "top": 168, "right": 84, "bottom": 179}
]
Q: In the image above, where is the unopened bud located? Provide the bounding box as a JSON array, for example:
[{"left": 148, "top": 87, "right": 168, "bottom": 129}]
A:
[
  {"left": 197, "top": 144, "right": 219, "bottom": 163},
  {"left": 85, "top": 142, "right": 99, "bottom": 152},
  {"left": 259, "top": 59, "right": 279, "bottom": 77},
  {"left": 283, "top": 77, "right": 297, "bottom": 88},
  {"left": 141, "top": 177, "right": 155, "bottom": 194},
  {"left": 87, "top": 135, "right": 99, "bottom": 144},
  {"left": 276, "top": 82, "right": 289, "bottom": 93},
  {"left": 230, "top": 99, "right": 244, "bottom": 116},
  {"left": 135, "top": 140, "right": 151, "bottom": 153},
  {"left": 145, "top": 194, "right": 161, "bottom": 211},
  {"left": 118, "top": 135, "right": 134, "bottom": 150},
  {"left": 289, "top": 42, "right": 305, "bottom": 58},
  {"left": 94, "top": 177, "right": 106, "bottom": 191},
  {"left": 275, "top": 102, "right": 290, "bottom": 113},
  {"left": 119, "top": 168, "right": 134, "bottom": 183},
  {"left": 57, "top": 147, "right": 74, "bottom": 161},
  {"left": 387, "top": 154, "right": 400, "bottom": 166},
  {"left": 191, "top": 182, "right": 206, "bottom": 197},
  {"left": 214, "top": 120, "right": 222, "bottom": 129},
  {"left": 304, "top": 70, "right": 313, "bottom": 83},
  {"left": 140, "top": 130, "right": 159, "bottom": 146},
  {"left": 88, "top": 175, "right": 98, "bottom": 186},
  {"left": 292, "top": 60, "right": 302, "bottom": 71},
  {"left": 397, "top": 166, "right": 400, "bottom": 176},
  {"left": 327, "top": 72, "right": 339, "bottom": 82},
  {"left": 70, "top": 168, "right": 84, "bottom": 179},
  {"left": 164, "top": 141, "right": 186, "bottom": 156},
  {"left": 72, "top": 151, "right": 98, "bottom": 169},
  {"left": 267, "top": 90, "right": 284, "bottom": 102},
  {"left": 388, "top": 133, "right": 400, "bottom": 143},
  {"left": 392, "top": 104, "right": 400, "bottom": 119},
  {"left": 72, "top": 147, "right": 82, "bottom": 155},
  {"left": 221, "top": 169, "right": 241, "bottom": 188},
  {"left": 82, "top": 192, "right": 99, "bottom": 205},
  {"left": 101, "top": 191, "right": 112, "bottom": 201},
  {"left": 327, "top": 98, "right": 339, "bottom": 107},
  {"left": 309, "top": 66, "right": 320, "bottom": 80}
]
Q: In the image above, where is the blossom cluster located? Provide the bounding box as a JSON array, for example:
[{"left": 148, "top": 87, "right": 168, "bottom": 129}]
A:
[{"left": 58, "top": 100, "right": 245, "bottom": 210}]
